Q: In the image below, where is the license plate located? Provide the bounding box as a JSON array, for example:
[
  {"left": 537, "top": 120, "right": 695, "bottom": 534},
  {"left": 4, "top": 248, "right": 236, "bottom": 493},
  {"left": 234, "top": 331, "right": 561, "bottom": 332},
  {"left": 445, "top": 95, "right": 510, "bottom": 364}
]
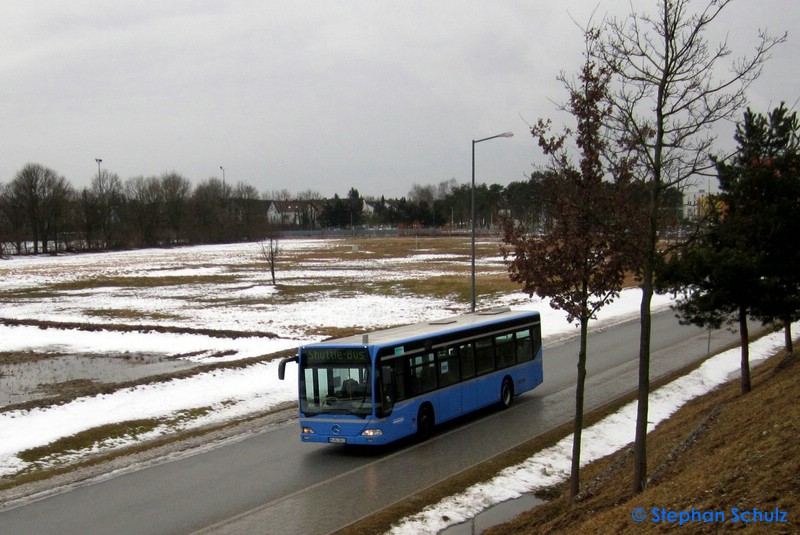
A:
[{"left": 329, "top": 437, "right": 347, "bottom": 444}]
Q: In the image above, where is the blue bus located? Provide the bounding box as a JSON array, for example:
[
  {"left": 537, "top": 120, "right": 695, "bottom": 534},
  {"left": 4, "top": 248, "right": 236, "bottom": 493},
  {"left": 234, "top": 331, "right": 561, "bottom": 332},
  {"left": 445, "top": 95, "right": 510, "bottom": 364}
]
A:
[{"left": 278, "top": 308, "right": 543, "bottom": 445}]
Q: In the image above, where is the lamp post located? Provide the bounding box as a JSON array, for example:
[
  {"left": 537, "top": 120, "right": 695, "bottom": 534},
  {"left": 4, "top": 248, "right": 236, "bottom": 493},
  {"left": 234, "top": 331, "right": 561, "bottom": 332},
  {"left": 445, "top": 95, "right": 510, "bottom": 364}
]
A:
[
  {"left": 471, "top": 131, "right": 513, "bottom": 312},
  {"left": 95, "top": 158, "right": 102, "bottom": 181},
  {"left": 220, "top": 166, "right": 225, "bottom": 186}
]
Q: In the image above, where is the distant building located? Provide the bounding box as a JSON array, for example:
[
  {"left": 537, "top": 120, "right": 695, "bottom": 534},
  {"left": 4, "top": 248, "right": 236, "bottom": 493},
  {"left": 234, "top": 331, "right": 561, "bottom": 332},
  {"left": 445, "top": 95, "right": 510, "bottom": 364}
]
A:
[
  {"left": 265, "top": 200, "right": 323, "bottom": 229},
  {"left": 689, "top": 191, "right": 727, "bottom": 219}
]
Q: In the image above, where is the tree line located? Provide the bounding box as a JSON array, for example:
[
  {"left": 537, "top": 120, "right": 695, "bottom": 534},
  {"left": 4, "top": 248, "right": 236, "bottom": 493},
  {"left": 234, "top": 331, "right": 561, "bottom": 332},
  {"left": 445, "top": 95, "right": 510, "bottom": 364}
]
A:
[
  {"left": 0, "top": 169, "right": 267, "bottom": 254},
  {"left": 0, "top": 163, "right": 685, "bottom": 255}
]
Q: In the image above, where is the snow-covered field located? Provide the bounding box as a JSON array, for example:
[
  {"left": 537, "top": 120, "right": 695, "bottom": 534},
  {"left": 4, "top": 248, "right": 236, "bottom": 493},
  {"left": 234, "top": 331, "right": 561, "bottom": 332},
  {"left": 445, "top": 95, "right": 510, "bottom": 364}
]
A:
[
  {"left": 0, "top": 240, "right": 472, "bottom": 339},
  {"left": 0, "top": 238, "right": 561, "bottom": 477},
  {"left": 0, "top": 239, "right": 790, "bottom": 534}
]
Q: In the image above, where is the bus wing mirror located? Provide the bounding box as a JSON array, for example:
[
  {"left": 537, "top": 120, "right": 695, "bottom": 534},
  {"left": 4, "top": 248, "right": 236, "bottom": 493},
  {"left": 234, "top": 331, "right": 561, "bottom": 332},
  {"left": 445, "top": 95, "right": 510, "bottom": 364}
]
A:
[{"left": 278, "top": 356, "right": 298, "bottom": 380}]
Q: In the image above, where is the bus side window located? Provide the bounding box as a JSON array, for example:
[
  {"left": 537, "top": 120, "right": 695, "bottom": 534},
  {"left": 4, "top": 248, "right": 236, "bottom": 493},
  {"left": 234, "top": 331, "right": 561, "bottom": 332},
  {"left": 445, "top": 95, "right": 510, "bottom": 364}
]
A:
[
  {"left": 495, "top": 332, "right": 515, "bottom": 369},
  {"left": 391, "top": 358, "right": 407, "bottom": 401},
  {"left": 459, "top": 342, "right": 476, "bottom": 380},
  {"left": 407, "top": 354, "right": 430, "bottom": 396},
  {"left": 516, "top": 329, "right": 533, "bottom": 363},
  {"left": 417, "top": 353, "right": 437, "bottom": 393},
  {"left": 475, "top": 337, "right": 494, "bottom": 375},
  {"left": 437, "top": 348, "right": 460, "bottom": 387}
]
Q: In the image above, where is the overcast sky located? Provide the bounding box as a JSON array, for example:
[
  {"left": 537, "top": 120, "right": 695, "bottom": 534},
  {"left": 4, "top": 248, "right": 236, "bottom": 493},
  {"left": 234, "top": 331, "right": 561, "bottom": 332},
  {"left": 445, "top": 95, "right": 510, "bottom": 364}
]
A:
[{"left": 2, "top": 1, "right": 797, "bottom": 199}]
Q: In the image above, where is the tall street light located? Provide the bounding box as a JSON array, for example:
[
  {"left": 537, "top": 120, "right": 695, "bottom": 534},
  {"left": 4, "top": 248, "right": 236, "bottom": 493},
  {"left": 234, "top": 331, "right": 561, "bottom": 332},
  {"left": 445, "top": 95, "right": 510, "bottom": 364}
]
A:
[
  {"left": 95, "top": 158, "right": 102, "bottom": 181},
  {"left": 471, "top": 131, "right": 513, "bottom": 312},
  {"left": 220, "top": 165, "right": 225, "bottom": 186}
]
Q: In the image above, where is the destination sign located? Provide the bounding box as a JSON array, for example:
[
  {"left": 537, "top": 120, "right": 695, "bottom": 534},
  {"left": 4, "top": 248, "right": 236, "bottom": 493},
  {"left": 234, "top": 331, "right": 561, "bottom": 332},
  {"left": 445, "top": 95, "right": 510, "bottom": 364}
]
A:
[{"left": 303, "top": 348, "right": 368, "bottom": 364}]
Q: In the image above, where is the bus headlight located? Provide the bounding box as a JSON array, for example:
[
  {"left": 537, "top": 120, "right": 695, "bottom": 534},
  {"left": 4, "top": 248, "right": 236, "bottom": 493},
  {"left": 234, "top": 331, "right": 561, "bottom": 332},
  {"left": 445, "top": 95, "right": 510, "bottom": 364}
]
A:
[
  {"left": 302, "top": 427, "right": 315, "bottom": 434},
  {"left": 361, "top": 429, "right": 383, "bottom": 437}
]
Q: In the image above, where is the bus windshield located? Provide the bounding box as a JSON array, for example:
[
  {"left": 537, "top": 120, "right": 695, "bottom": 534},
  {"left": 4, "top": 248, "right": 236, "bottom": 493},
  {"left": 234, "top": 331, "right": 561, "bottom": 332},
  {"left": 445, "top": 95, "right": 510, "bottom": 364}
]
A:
[{"left": 299, "top": 347, "right": 372, "bottom": 417}]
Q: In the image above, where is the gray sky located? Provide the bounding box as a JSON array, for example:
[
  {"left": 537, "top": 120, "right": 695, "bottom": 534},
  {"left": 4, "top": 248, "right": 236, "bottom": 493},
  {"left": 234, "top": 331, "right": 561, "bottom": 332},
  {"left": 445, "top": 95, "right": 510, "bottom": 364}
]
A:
[{"left": 2, "top": 1, "right": 797, "bottom": 199}]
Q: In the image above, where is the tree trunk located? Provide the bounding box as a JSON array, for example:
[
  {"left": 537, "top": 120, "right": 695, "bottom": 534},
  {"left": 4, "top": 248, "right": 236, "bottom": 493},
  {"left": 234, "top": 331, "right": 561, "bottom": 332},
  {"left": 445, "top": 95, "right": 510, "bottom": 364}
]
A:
[
  {"left": 269, "top": 237, "right": 278, "bottom": 285},
  {"left": 739, "top": 305, "right": 751, "bottom": 394},
  {"left": 569, "top": 317, "right": 589, "bottom": 501},
  {"left": 784, "top": 317, "right": 794, "bottom": 355},
  {"left": 31, "top": 215, "right": 40, "bottom": 255},
  {"left": 633, "top": 270, "right": 654, "bottom": 494}
]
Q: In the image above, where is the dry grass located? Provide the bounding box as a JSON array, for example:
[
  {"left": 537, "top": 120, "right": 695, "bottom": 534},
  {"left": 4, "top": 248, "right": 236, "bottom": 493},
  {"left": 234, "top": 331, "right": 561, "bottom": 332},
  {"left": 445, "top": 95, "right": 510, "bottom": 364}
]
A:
[
  {"left": 11, "top": 407, "right": 216, "bottom": 480},
  {"left": 270, "top": 235, "right": 521, "bottom": 304},
  {"left": 85, "top": 309, "right": 182, "bottom": 321},
  {"left": 0, "top": 351, "right": 56, "bottom": 365},
  {"left": 2, "top": 275, "right": 239, "bottom": 300},
  {"left": 484, "top": 351, "right": 799, "bottom": 535},
  {"left": 17, "top": 419, "right": 164, "bottom": 465}
]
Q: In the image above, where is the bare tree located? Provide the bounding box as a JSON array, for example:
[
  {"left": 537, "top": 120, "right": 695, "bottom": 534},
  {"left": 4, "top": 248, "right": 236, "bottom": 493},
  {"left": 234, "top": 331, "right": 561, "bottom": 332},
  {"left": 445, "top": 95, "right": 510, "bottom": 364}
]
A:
[
  {"left": 125, "top": 176, "right": 164, "bottom": 247},
  {"left": 437, "top": 178, "right": 459, "bottom": 199},
  {"left": 161, "top": 172, "right": 191, "bottom": 245},
  {"left": 191, "top": 177, "right": 232, "bottom": 243},
  {"left": 232, "top": 182, "right": 265, "bottom": 240},
  {"left": 264, "top": 189, "right": 292, "bottom": 202},
  {"left": 88, "top": 169, "right": 125, "bottom": 249},
  {"left": 503, "top": 31, "right": 635, "bottom": 500},
  {"left": 408, "top": 183, "right": 436, "bottom": 206},
  {"left": 0, "top": 181, "right": 28, "bottom": 254},
  {"left": 596, "top": 0, "right": 785, "bottom": 493},
  {"left": 295, "top": 189, "right": 322, "bottom": 200},
  {"left": 9, "top": 163, "right": 72, "bottom": 254},
  {"left": 258, "top": 228, "right": 281, "bottom": 285}
]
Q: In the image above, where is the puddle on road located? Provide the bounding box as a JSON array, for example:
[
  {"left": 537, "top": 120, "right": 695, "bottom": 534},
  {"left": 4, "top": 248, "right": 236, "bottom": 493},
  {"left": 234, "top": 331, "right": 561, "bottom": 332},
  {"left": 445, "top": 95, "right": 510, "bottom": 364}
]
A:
[
  {"left": 0, "top": 352, "right": 199, "bottom": 407},
  {"left": 440, "top": 494, "right": 544, "bottom": 535}
]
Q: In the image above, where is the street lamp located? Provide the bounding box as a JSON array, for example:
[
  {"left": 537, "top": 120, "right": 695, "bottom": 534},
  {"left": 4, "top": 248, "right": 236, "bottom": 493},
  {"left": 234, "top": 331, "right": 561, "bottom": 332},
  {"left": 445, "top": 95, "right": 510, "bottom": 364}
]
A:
[
  {"left": 95, "top": 158, "right": 102, "bottom": 181},
  {"left": 220, "top": 165, "right": 225, "bottom": 186},
  {"left": 471, "top": 131, "right": 513, "bottom": 312}
]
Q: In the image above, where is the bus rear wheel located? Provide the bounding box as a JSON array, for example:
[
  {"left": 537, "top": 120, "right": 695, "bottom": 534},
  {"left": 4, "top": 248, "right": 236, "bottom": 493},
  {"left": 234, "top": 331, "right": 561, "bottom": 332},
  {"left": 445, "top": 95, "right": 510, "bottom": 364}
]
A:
[
  {"left": 416, "top": 405, "right": 434, "bottom": 442},
  {"left": 500, "top": 378, "right": 514, "bottom": 409}
]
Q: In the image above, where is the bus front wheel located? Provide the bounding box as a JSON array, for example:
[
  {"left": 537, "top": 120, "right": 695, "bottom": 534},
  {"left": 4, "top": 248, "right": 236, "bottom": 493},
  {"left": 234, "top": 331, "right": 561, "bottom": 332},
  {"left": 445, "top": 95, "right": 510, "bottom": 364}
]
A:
[
  {"left": 416, "top": 405, "right": 434, "bottom": 441},
  {"left": 500, "top": 378, "right": 514, "bottom": 409}
]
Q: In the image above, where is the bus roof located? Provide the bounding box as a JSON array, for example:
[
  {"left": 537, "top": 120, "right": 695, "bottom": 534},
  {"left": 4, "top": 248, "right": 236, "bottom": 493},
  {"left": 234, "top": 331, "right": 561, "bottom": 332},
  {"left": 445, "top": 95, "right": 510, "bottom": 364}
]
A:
[{"left": 301, "top": 308, "right": 540, "bottom": 350}]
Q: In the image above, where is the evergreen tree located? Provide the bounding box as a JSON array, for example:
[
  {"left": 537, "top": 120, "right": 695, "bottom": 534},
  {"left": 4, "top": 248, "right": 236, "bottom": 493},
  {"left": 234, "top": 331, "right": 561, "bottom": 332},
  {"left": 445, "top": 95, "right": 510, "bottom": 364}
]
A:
[
  {"left": 659, "top": 104, "right": 800, "bottom": 393},
  {"left": 721, "top": 105, "right": 800, "bottom": 355}
]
